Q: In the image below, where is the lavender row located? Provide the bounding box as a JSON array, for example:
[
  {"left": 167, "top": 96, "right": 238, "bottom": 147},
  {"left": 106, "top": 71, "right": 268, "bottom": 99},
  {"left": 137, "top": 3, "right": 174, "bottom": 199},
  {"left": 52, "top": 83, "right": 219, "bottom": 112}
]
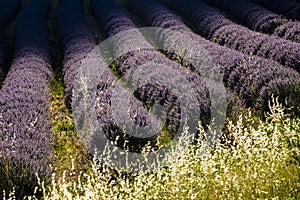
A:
[
  {"left": 56, "top": 0, "right": 97, "bottom": 107},
  {"left": 159, "top": 0, "right": 300, "bottom": 72},
  {"left": 251, "top": 0, "right": 300, "bottom": 20},
  {"left": 90, "top": 0, "right": 213, "bottom": 151},
  {"left": 0, "top": 0, "right": 22, "bottom": 73},
  {"left": 0, "top": 0, "right": 53, "bottom": 197},
  {"left": 201, "top": 0, "right": 299, "bottom": 43},
  {"left": 273, "top": 21, "right": 300, "bottom": 43},
  {"left": 123, "top": 0, "right": 300, "bottom": 113}
]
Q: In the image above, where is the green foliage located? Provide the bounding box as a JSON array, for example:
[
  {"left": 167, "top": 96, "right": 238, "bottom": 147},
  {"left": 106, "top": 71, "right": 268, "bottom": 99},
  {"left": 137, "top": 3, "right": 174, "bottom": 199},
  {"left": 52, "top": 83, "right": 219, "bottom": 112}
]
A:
[{"left": 49, "top": 75, "right": 90, "bottom": 179}]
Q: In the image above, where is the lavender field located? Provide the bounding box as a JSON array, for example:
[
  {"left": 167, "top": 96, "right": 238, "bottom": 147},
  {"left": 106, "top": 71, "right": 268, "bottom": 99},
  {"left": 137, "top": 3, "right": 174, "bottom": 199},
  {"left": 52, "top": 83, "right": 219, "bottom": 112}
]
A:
[{"left": 0, "top": 0, "right": 299, "bottom": 199}]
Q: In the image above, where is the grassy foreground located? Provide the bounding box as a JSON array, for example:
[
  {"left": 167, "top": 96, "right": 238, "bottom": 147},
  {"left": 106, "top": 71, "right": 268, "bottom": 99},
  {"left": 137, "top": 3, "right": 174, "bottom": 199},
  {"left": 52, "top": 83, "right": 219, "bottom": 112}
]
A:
[{"left": 3, "top": 98, "right": 300, "bottom": 199}]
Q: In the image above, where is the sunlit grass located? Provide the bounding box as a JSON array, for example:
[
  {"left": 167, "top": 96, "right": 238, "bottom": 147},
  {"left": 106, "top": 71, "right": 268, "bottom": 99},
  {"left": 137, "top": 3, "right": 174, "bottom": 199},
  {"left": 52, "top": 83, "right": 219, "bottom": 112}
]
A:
[
  {"left": 50, "top": 74, "right": 90, "bottom": 179},
  {"left": 4, "top": 98, "right": 299, "bottom": 199}
]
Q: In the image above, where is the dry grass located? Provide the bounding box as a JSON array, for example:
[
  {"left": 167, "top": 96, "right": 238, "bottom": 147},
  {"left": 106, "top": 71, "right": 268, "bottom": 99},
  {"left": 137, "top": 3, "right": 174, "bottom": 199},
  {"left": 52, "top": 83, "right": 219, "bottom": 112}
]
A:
[{"left": 4, "top": 98, "right": 299, "bottom": 200}]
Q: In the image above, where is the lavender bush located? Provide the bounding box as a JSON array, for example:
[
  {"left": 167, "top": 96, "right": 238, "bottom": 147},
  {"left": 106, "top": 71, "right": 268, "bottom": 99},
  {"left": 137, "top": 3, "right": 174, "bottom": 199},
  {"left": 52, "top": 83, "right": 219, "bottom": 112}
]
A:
[
  {"left": 251, "top": 0, "right": 300, "bottom": 20},
  {"left": 0, "top": 0, "right": 53, "bottom": 198},
  {"left": 123, "top": 0, "right": 300, "bottom": 114},
  {"left": 56, "top": 0, "right": 97, "bottom": 107},
  {"left": 201, "top": 0, "right": 299, "bottom": 43},
  {"left": 90, "top": 0, "right": 211, "bottom": 152},
  {"left": 273, "top": 21, "right": 300, "bottom": 43},
  {"left": 159, "top": 0, "right": 300, "bottom": 71}
]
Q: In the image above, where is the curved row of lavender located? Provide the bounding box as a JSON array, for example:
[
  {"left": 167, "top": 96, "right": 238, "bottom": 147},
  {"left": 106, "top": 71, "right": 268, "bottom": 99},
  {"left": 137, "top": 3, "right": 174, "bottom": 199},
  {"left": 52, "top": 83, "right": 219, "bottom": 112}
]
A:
[
  {"left": 90, "top": 0, "right": 212, "bottom": 152},
  {"left": 251, "top": 0, "right": 300, "bottom": 21},
  {"left": 56, "top": 0, "right": 97, "bottom": 108},
  {"left": 0, "top": 0, "right": 22, "bottom": 74},
  {"left": 0, "top": 0, "right": 53, "bottom": 197},
  {"left": 273, "top": 21, "right": 300, "bottom": 43},
  {"left": 123, "top": 0, "right": 300, "bottom": 113},
  {"left": 159, "top": 0, "right": 300, "bottom": 72},
  {"left": 200, "top": 0, "right": 299, "bottom": 43}
]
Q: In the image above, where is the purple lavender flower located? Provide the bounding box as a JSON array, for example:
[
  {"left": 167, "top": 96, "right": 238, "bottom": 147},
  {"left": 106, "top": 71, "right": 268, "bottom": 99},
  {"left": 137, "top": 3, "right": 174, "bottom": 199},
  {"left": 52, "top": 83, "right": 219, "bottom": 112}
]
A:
[
  {"left": 201, "top": 0, "right": 299, "bottom": 43},
  {"left": 123, "top": 0, "right": 300, "bottom": 113},
  {"left": 56, "top": 0, "right": 97, "bottom": 107},
  {"left": 273, "top": 21, "right": 300, "bottom": 43},
  {"left": 0, "top": 0, "right": 53, "bottom": 197},
  {"left": 90, "top": 0, "right": 210, "bottom": 152},
  {"left": 251, "top": 0, "right": 300, "bottom": 20},
  {"left": 159, "top": 0, "right": 300, "bottom": 71}
]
